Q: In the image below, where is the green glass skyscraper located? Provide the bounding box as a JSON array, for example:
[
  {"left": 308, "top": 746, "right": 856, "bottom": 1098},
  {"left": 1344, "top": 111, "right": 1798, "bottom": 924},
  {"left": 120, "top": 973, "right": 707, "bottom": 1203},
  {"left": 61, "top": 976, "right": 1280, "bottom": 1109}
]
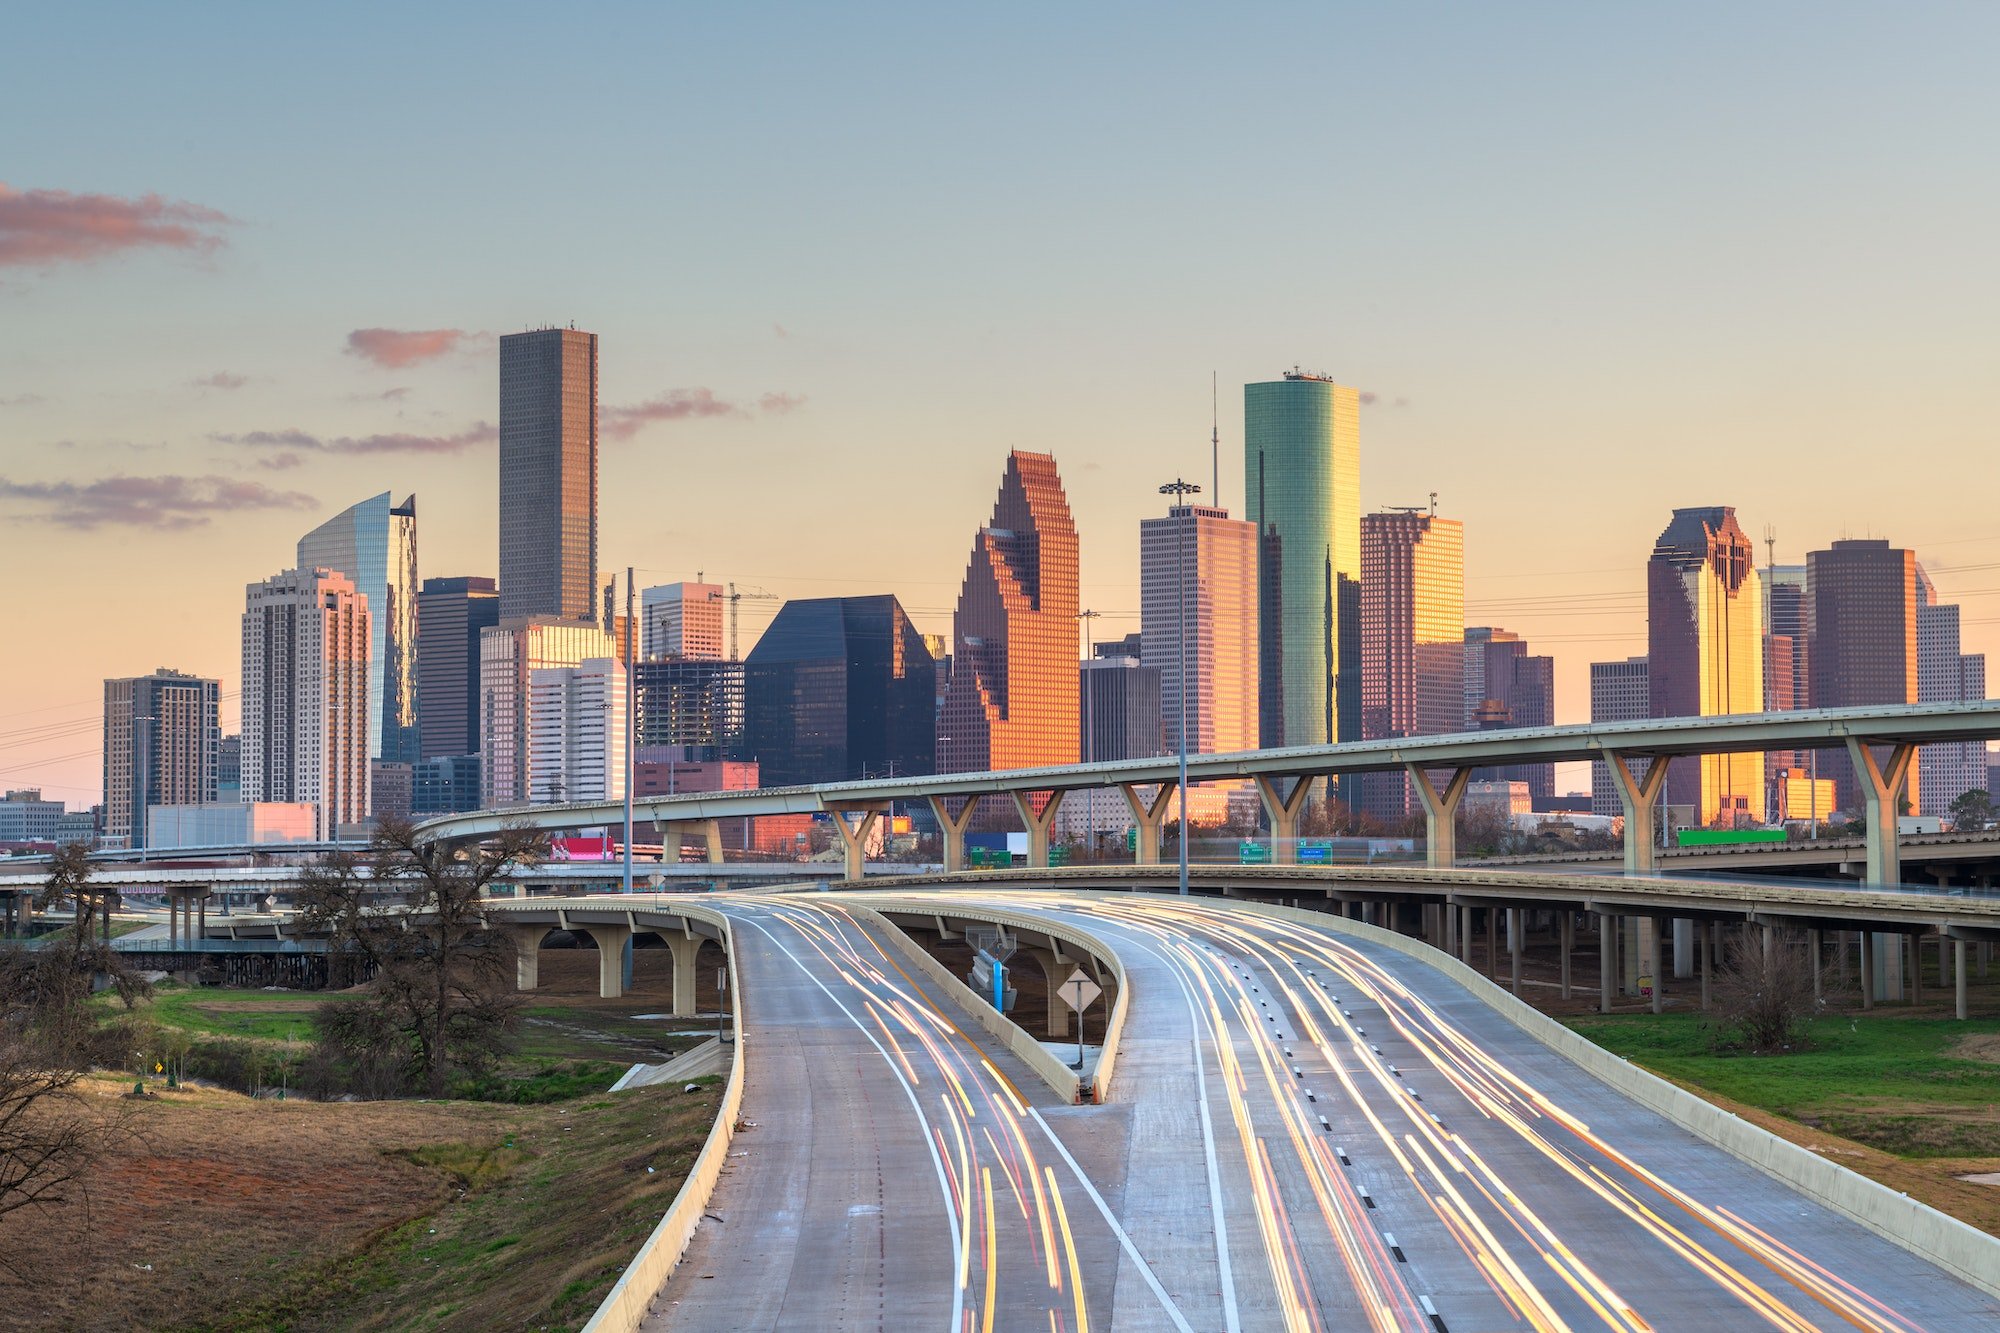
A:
[{"left": 1245, "top": 371, "right": 1361, "bottom": 750}]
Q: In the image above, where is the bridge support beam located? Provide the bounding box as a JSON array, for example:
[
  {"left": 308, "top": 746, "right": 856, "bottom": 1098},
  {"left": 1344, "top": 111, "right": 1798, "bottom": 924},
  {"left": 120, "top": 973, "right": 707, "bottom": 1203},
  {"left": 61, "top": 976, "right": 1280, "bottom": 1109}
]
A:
[
  {"left": 666, "top": 932, "right": 702, "bottom": 1018},
  {"left": 1024, "top": 947, "right": 1076, "bottom": 1037},
  {"left": 1254, "top": 775, "right": 1315, "bottom": 866},
  {"left": 1010, "top": 790, "right": 1067, "bottom": 869},
  {"left": 581, "top": 925, "right": 634, "bottom": 999},
  {"left": 1560, "top": 913, "right": 1573, "bottom": 1001},
  {"left": 1599, "top": 912, "right": 1616, "bottom": 1013},
  {"left": 927, "top": 795, "right": 979, "bottom": 873},
  {"left": 828, "top": 805, "right": 889, "bottom": 881},
  {"left": 662, "top": 820, "right": 724, "bottom": 866},
  {"left": 1508, "top": 907, "right": 1523, "bottom": 995},
  {"left": 1603, "top": 752, "right": 1672, "bottom": 876},
  {"left": 511, "top": 926, "right": 546, "bottom": 991},
  {"left": 1957, "top": 938, "right": 1970, "bottom": 1020},
  {"left": 1406, "top": 764, "right": 1474, "bottom": 870},
  {"left": 1120, "top": 783, "right": 1177, "bottom": 865},
  {"left": 1846, "top": 737, "right": 1916, "bottom": 889}
]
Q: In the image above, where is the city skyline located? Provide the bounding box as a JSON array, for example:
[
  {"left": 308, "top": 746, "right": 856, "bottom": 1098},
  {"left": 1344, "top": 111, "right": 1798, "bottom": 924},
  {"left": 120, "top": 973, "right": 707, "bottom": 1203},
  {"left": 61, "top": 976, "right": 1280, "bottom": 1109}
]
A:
[{"left": 8, "top": 7, "right": 2000, "bottom": 804}]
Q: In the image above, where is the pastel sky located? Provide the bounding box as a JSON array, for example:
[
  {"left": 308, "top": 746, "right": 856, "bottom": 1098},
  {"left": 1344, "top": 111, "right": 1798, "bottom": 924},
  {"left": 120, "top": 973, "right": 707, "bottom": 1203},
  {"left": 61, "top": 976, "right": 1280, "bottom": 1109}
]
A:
[{"left": 5, "top": 3, "right": 1999, "bottom": 805}]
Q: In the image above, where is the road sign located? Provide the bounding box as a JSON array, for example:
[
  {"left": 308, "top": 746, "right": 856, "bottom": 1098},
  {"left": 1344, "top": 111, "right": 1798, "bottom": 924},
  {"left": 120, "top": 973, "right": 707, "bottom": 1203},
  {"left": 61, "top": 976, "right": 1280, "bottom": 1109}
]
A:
[{"left": 1059, "top": 967, "right": 1102, "bottom": 1013}]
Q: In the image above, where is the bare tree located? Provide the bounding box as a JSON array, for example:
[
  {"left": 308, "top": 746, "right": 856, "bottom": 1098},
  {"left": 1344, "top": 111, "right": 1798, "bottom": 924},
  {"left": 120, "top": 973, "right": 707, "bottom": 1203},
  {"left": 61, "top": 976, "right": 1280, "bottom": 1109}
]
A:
[
  {"left": 1705, "top": 930, "right": 1825, "bottom": 1053},
  {"left": 293, "top": 817, "right": 546, "bottom": 1097}
]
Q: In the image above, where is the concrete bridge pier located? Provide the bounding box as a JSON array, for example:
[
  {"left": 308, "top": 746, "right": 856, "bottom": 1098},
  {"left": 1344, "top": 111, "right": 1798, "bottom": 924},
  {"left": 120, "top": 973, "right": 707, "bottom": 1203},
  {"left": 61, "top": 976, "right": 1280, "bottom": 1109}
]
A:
[
  {"left": 1010, "top": 790, "right": 1068, "bottom": 869},
  {"left": 662, "top": 820, "right": 725, "bottom": 865},
  {"left": 1599, "top": 912, "right": 1617, "bottom": 1013},
  {"left": 926, "top": 795, "right": 979, "bottom": 873},
  {"left": 1024, "top": 946, "right": 1077, "bottom": 1037},
  {"left": 582, "top": 925, "right": 633, "bottom": 999},
  {"left": 1406, "top": 764, "right": 1473, "bottom": 869},
  {"left": 1254, "top": 774, "right": 1314, "bottom": 866},
  {"left": 512, "top": 926, "right": 547, "bottom": 991},
  {"left": 665, "top": 932, "right": 703, "bottom": 1018},
  {"left": 1559, "top": 912, "right": 1574, "bottom": 1001},
  {"left": 1120, "top": 783, "right": 1176, "bottom": 865},
  {"left": 827, "top": 805, "right": 888, "bottom": 880},
  {"left": 1603, "top": 751, "right": 1672, "bottom": 876}
]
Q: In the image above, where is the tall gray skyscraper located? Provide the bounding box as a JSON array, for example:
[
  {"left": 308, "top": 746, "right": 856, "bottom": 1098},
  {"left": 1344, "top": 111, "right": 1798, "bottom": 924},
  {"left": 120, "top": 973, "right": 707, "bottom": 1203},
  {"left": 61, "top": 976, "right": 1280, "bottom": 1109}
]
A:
[
  {"left": 1590, "top": 657, "right": 1651, "bottom": 817},
  {"left": 1244, "top": 371, "right": 1361, "bottom": 752},
  {"left": 1916, "top": 565, "right": 1987, "bottom": 819},
  {"left": 297, "top": 492, "right": 419, "bottom": 763},
  {"left": 103, "top": 669, "right": 220, "bottom": 849},
  {"left": 499, "top": 327, "right": 599, "bottom": 624},
  {"left": 416, "top": 576, "right": 499, "bottom": 760}
]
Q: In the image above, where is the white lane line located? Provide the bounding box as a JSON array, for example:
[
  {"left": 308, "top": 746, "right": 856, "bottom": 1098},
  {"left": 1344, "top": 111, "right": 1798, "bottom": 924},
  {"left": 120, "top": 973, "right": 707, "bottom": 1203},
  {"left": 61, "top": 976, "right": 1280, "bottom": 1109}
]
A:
[{"left": 741, "top": 913, "right": 967, "bottom": 1333}]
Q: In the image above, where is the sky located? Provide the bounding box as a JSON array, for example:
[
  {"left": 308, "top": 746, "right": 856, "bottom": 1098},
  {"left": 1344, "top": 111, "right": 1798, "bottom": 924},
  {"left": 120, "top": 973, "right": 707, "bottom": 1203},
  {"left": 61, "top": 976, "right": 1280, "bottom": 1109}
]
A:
[{"left": 4, "top": 3, "right": 1999, "bottom": 806}]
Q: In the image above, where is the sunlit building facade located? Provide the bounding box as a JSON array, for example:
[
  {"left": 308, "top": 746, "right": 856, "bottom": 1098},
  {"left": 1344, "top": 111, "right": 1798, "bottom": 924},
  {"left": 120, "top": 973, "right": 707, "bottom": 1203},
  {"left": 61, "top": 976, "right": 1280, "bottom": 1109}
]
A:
[
  {"left": 743, "top": 595, "right": 935, "bottom": 786},
  {"left": 1244, "top": 372, "right": 1361, "bottom": 752},
  {"left": 297, "top": 492, "right": 419, "bottom": 763},
  {"left": 1140, "top": 502, "right": 1258, "bottom": 756},
  {"left": 1359, "top": 510, "right": 1465, "bottom": 819},
  {"left": 102, "top": 669, "right": 220, "bottom": 850},
  {"left": 527, "top": 657, "right": 626, "bottom": 804},
  {"left": 1647, "top": 507, "right": 1763, "bottom": 827},
  {"left": 241, "top": 568, "right": 372, "bottom": 840},
  {"left": 478, "top": 618, "right": 614, "bottom": 806},
  {"left": 641, "top": 581, "right": 725, "bottom": 660},
  {"left": 938, "top": 452, "right": 1079, "bottom": 773},
  {"left": 499, "top": 328, "right": 599, "bottom": 624},
  {"left": 1808, "top": 539, "right": 1918, "bottom": 814},
  {"left": 1590, "top": 656, "right": 1651, "bottom": 817}
]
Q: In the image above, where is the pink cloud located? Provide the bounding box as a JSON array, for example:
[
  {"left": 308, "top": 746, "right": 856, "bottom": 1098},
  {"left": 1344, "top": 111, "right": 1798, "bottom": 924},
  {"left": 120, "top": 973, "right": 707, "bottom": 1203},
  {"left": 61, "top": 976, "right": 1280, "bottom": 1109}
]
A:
[
  {"left": 193, "top": 371, "right": 247, "bottom": 390},
  {"left": 0, "top": 183, "right": 233, "bottom": 268},
  {"left": 0, "top": 474, "right": 315, "bottom": 530},
  {"left": 344, "top": 327, "right": 477, "bottom": 369},
  {"left": 758, "top": 392, "right": 806, "bottom": 415},
  {"left": 217, "top": 421, "right": 497, "bottom": 455},
  {"left": 602, "top": 388, "right": 741, "bottom": 440}
]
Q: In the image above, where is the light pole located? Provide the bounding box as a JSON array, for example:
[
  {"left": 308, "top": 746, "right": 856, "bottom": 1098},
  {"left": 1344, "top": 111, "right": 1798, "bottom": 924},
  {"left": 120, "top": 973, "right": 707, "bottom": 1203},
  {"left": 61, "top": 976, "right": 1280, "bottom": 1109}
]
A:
[
  {"left": 1078, "top": 608, "right": 1100, "bottom": 858},
  {"left": 621, "top": 567, "right": 636, "bottom": 894},
  {"left": 1160, "top": 478, "right": 1201, "bottom": 895}
]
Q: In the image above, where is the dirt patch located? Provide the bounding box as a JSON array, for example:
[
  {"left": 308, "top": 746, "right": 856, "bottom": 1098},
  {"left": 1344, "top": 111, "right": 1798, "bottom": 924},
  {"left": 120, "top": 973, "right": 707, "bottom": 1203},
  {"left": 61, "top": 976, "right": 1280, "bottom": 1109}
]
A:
[
  {"left": 1948, "top": 1032, "right": 2000, "bottom": 1064},
  {"left": 184, "top": 998, "right": 325, "bottom": 1013}
]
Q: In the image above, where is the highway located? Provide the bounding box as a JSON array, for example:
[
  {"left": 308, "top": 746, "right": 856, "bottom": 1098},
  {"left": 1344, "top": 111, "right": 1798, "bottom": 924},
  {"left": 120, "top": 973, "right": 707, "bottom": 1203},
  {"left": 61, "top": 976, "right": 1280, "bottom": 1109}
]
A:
[{"left": 644, "top": 891, "right": 2000, "bottom": 1330}]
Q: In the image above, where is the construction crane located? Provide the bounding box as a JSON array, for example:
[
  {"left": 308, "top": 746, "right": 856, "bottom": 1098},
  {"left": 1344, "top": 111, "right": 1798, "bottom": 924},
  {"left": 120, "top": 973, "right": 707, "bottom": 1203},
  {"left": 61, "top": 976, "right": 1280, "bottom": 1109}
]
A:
[{"left": 708, "top": 582, "right": 781, "bottom": 660}]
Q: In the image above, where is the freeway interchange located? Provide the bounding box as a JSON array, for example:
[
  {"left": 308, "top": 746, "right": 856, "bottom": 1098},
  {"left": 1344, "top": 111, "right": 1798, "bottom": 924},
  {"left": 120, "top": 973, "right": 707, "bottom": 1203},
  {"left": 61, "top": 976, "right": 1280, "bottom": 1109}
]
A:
[{"left": 560, "top": 890, "right": 2000, "bottom": 1332}]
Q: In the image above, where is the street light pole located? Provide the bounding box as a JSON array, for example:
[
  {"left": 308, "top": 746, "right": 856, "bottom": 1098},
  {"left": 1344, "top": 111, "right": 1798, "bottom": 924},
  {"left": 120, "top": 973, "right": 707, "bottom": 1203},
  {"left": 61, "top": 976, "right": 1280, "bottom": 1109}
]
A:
[
  {"left": 622, "top": 566, "right": 635, "bottom": 895},
  {"left": 1160, "top": 478, "right": 1201, "bottom": 896}
]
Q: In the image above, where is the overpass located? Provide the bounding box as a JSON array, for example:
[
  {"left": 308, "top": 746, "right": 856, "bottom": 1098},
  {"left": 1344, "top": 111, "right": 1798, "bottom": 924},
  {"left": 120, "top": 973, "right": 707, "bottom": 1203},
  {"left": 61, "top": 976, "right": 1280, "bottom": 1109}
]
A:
[{"left": 417, "top": 702, "right": 2000, "bottom": 887}]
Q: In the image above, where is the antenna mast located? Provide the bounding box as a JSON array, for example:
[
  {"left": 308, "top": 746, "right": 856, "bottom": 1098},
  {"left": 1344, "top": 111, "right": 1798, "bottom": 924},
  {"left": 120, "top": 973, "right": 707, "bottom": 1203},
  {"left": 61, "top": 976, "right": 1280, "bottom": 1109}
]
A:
[{"left": 1210, "top": 371, "right": 1220, "bottom": 510}]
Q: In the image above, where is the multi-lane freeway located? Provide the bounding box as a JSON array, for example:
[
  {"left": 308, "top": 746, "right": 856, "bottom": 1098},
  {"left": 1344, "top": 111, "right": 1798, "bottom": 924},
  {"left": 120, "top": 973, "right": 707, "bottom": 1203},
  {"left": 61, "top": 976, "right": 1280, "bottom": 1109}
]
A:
[{"left": 640, "top": 891, "right": 1999, "bottom": 1331}]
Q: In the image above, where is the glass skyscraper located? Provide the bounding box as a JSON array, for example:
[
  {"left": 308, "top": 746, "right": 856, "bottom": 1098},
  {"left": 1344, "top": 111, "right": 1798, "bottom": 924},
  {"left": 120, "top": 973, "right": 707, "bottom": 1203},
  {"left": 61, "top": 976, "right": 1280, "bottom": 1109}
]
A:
[
  {"left": 1244, "top": 372, "right": 1361, "bottom": 751},
  {"left": 297, "top": 492, "right": 419, "bottom": 763},
  {"left": 416, "top": 575, "right": 499, "bottom": 761},
  {"left": 742, "top": 595, "right": 935, "bottom": 786},
  {"left": 499, "top": 328, "right": 599, "bottom": 624}
]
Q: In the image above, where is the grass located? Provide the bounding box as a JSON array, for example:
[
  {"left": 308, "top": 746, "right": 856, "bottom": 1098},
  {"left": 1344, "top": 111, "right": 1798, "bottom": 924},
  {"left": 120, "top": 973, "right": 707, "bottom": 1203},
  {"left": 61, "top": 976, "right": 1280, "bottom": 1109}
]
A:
[
  {"left": 104, "top": 979, "right": 327, "bottom": 1041},
  {"left": 1565, "top": 1010, "right": 2000, "bottom": 1156}
]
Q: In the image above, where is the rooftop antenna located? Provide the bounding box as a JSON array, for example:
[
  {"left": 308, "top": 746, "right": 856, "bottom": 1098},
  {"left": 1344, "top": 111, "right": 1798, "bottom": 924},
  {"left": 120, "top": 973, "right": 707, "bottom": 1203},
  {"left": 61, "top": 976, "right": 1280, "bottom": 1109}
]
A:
[
  {"left": 1428, "top": 490, "right": 1438, "bottom": 518},
  {"left": 1210, "top": 371, "right": 1220, "bottom": 510}
]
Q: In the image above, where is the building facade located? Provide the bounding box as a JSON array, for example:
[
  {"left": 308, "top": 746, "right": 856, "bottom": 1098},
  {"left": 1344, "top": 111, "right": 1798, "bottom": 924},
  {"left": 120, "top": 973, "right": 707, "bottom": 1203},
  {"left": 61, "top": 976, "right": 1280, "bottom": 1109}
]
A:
[
  {"left": 102, "top": 669, "right": 220, "bottom": 849},
  {"left": 1358, "top": 510, "right": 1465, "bottom": 820},
  {"left": 147, "top": 802, "right": 317, "bottom": 850},
  {"left": 0, "top": 790, "right": 65, "bottom": 843},
  {"left": 938, "top": 452, "right": 1080, "bottom": 773},
  {"left": 478, "top": 618, "right": 614, "bottom": 806},
  {"left": 1590, "top": 657, "right": 1651, "bottom": 817},
  {"left": 499, "top": 327, "right": 599, "bottom": 623},
  {"left": 1463, "top": 628, "right": 1556, "bottom": 801},
  {"left": 1808, "top": 538, "right": 1919, "bottom": 813},
  {"left": 641, "top": 582, "right": 725, "bottom": 660},
  {"left": 743, "top": 595, "right": 935, "bottom": 786},
  {"left": 297, "top": 492, "right": 419, "bottom": 763},
  {"left": 241, "top": 568, "right": 372, "bottom": 840},
  {"left": 634, "top": 657, "right": 745, "bottom": 760},
  {"left": 1916, "top": 566, "right": 1988, "bottom": 820},
  {"left": 412, "top": 754, "right": 482, "bottom": 816},
  {"left": 1140, "top": 502, "right": 1258, "bottom": 756},
  {"left": 1080, "top": 655, "right": 1165, "bottom": 763},
  {"left": 1647, "top": 507, "right": 1763, "bottom": 827},
  {"left": 527, "top": 657, "right": 626, "bottom": 804},
  {"left": 416, "top": 576, "right": 499, "bottom": 760},
  {"left": 1244, "top": 371, "right": 1361, "bottom": 751}
]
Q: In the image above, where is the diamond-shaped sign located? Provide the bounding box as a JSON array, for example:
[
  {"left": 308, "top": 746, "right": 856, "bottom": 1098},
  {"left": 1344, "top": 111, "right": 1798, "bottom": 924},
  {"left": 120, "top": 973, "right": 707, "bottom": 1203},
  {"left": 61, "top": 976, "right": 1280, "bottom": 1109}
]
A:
[{"left": 1059, "top": 967, "right": 1102, "bottom": 1013}]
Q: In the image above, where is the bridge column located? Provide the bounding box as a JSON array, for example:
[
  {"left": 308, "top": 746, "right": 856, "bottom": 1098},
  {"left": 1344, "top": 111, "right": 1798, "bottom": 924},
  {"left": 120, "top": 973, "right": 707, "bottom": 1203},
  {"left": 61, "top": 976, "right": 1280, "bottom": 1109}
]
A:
[
  {"left": 1699, "top": 924, "right": 1712, "bottom": 1009},
  {"left": 1648, "top": 923, "right": 1665, "bottom": 1014},
  {"left": 1254, "top": 775, "right": 1314, "bottom": 866},
  {"left": 1845, "top": 738, "right": 1916, "bottom": 888},
  {"left": 927, "top": 795, "right": 979, "bottom": 873},
  {"left": 1024, "top": 947, "right": 1075, "bottom": 1037},
  {"left": 664, "top": 820, "right": 725, "bottom": 865},
  {"left": 1120, "top": 783, "right": 1176, "bottom": 864},
  {"left": 666, "top": 932, "right": 702, "bottom": 1018},
  {"left": 1603, "top": 752, "right": 1672, "bottom": 876},
  {"left": 512, "top": 926, "right": 545, "bottom": 991},
  {"left": 1443, "top": 900, "right": 1458, "bottom": 957},
  {"left": 1508, "top": 907, "right": 1523, "bottom": 995},
  {"left": 1406, "top": 765, "right": 1474, "bottom": 870},
  {"left": 1011, "top": 790, "right": 1068, "bottom": 869},
  {"left": 1559, "top": 913, "right": 1573, "bottom": 1001},
  {"left": 1956, "top": 938, "right": 1970, "bottom": 1020},
  {"left": 582, "top": 926, "right": 633, "bottom": 999},
  {"left": 828, "top": 805, "right": 888, "bottom": 881},
  {"left": 1599, "top": 912, "right": 1616, "bottom": 1013},
  {"left": 1859, "top": 931, "right": 1875, "bottom": 1010}
]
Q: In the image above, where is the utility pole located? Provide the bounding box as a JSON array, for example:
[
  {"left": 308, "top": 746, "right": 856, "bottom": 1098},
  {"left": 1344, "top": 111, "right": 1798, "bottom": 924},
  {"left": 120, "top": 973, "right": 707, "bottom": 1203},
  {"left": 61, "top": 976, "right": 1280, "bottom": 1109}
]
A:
[
  {"left": 1160, "top": 478, "right": 1202, "bottom": 895},
  {"left": 1078, "top": 608, "right": 1100, "bottom": 857}
]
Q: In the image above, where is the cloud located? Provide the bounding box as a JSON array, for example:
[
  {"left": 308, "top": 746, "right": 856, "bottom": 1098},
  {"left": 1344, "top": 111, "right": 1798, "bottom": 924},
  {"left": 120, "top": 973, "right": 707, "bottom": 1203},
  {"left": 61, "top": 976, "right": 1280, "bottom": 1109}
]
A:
[
  {"left": 0, "top": 393, "right": 43, "bottom": 407},
  {"left": 192, "top": 371, "right": 247, "bottom": 390},
  {"left": 757, "top": 392, "right": 806, "bottom": 415},
  {"left": 217, "top": 421, "right": 497, "bottom": 456},
  {"left": 1358, "top": 391, "right": 1411, "bottom": 409},
  {"left": 773, "top": 323, "right": 790, "bottom": 339},
  {"left": 256, "top": 453, "right": 306, "bottom": 471},
  {"left": 0, "top": 183, "right": 233, "bottom": 268},
  {"left": 602, "top": 388, "right": 741, "bottom": 440},
  {"left": 343, "top": 327, "right": 479, "bottom": 369},
  {"left": 0, "top": 474, "right": 315, "bottom": 530}
]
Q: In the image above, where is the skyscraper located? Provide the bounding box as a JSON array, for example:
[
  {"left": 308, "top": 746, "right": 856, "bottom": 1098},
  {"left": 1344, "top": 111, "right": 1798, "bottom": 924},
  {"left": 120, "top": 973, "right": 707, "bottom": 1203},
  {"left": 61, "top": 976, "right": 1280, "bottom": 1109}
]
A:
[
  {"left": 1916, "top": 566, "right": 1986, "bottom": 820},
  {"left": 242, "top": 568, "right": 372, "bottom": 839},
  {"left": 641, "top": 582, "right": 725, "bottom": 660},
  {"left": 1647, "top": 507, "right": 1763, "bottom": 827},
  {"left": 499, "top": 327, "right": 599, "bottom": 624},
  {"left": 1140, "top": 501, "right": 1258, "bottom": 755},
  {"left": 1808, "top": 538, "right": 1918, "bottom": 813},
  {"left": 1244, "top": 371, "right": 1361, "bottom": 751},
  {"left": 1589, "top": 657, "right": 1651, "bottom": 817},
  {"left": 1464, "top": 628, "right": 1556, "bottom": 801},
  {"left": 743, "top": 595, "right": 935, "bottom": 786},
  {"left": 635, "top": 657, "right": 745, "bottom": 760},
  {"left": 1080, "top": 655, "right": 1164, "bottom": 763},
  {"left": 1762, "top": 562, "right": 1810, "bottom": 797},
  {"left": 102, "top": 669, "right": 220, "bottom": 849},
  {"left": 478, "top": 618, "right": 615, "bottom": 806},
  {"left": 298, "top": 492, "right": 419, "bottom": 763},
  {"left": 1359, "top": 509, "right": 1465, "bottom": 819},
  {"left": 938, "top": 452, "right": 1080, "bottom": 773},
  {"left": 416, "top": 576, "right": 499, "bottom": 761},
  {"left": 527, "top": 657, "right": 626, "bottom": 804}
]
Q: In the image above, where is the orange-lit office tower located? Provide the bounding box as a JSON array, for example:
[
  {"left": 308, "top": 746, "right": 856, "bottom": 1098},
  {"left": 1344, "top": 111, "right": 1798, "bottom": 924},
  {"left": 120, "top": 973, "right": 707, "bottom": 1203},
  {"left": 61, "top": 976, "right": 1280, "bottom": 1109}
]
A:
[
  {"left": 938, "top": 451, "right": 1080, "bottom": 773},
  {"left": 1647, "top": 507, "right": 1764, "bottom": 827},
  {"left": 1359, "top": 508, "right": 1465, "bottom": 819}
]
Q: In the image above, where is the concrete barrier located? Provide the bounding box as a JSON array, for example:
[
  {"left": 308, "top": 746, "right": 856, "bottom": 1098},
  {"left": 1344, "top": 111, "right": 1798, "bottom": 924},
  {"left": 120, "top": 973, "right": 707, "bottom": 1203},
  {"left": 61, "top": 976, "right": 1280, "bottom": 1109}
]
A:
[
  {"left": 581, "top": 904, "right": 745, "bottom": 1333},
  {"left": 1215, "top": 896, "right": 2000, "bottom": 1303},
  {"left": 854, "top": 894, "right": 1134, "bottom": 1103}
]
